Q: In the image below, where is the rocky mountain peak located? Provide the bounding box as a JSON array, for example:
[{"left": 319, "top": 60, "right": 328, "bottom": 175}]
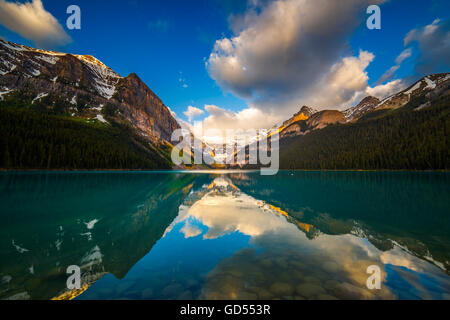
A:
[
  {"left": 0, "top": 39, "right": 179, "bottom": 143},
  {"left": 307, "top": 110, "right": 346, "bottom": 130},
  {"left": 343, "top": 96, "right": 380, "bottom": 121},
  {"left": 298, "top": 106, "right": 317, "bottom": 117},
  {"left": 375, "top": 73, "right": 450, "bottom": 111}
]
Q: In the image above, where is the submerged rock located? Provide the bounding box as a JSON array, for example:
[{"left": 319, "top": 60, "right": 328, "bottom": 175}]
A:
[
  {"left": 270, "top": 282, "right": 294, "bottom": 296},
  {"left": 296, "top": 283, "right": 325, "bottom": 298}
]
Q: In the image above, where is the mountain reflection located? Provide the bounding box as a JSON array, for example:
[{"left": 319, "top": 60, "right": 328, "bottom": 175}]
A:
[
  {"left": 167, "top": 176, "right": 449, "bottom": 300},
  {"left": 229, "top": 172, "right": 450, "bottom": 274},
  {"left": 0, "top": 171, "right": 449, "bottom": 300},
  {"left": 0, "top": 172, "right": 196, "bottom": 300}
]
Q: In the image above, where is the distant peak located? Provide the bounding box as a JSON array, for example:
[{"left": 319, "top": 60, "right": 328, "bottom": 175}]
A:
[
  {"left": 73, "top": 54, "right": 110, "bottom": 69},
  {"left": 297, "top": 106, "right": 317, "bottom": 117},
  {"left": 359, "top": 96, "right": 380, "bottom": 104},
  {"left": 127, "top": 73, "right": 140, "bottom": 79}
]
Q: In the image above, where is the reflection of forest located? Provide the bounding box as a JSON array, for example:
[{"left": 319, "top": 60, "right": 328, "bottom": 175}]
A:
[
  {"left": 0, "top": 173, "right": 199, "bottom": 300},
  {"left": 230, "top": 172, "right": 450, "bottom": 274},
  {"left": 1, "top": 171, "right": 448, "bottom": 300}
]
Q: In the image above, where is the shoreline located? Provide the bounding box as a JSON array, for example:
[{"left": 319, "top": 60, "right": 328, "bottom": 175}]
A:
[{"left": 1, "top": 168, "right": 449, "bottom": 173}]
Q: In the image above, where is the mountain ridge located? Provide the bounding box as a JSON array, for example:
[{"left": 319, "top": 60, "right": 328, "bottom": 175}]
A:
[
  {"left": 274, "top": 72, "right": 450, "bottom": 140},
  {"left": 0, "top": 39, "right": 179, "bottom": 143},
  {"left": 0, "top": 39, "right": 180, "bottom": 170},
  {"left": 229, "top": 72, "right": 449, "bottom": 170}
]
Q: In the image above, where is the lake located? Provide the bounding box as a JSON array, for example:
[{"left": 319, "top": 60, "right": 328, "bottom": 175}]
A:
[{"left": 0, "top": 171, "right": 449, "bottom": 300}]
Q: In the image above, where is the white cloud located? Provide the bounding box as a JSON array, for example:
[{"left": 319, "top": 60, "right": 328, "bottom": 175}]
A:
[
  {"left": 311, "top": 50, "right": 374, "bottom": 108},
  {"left": 183, "top": 105, "right": 204, "bottom": 121},
  {"left": 190, "top": 63, "right": 405, "bottom": 142},
  {"left": 0, "top": 0, "right": 71, "bottom": 47},
  {"left": 366, "top": 79, "right": 405, "bottom": 99},
  {"left": 404, "top": 18, "right": 450, "bottom": 75},
  {"left": 207, "top": 0, "right": 385, "bottom": 111},
  {"left": 180, "top": 221, "right": 202, "bottom": 239},
  {"left": 199, "top": 1, "right": 446, "bottom": 134},
  {"left": 258, "top": 50, "right": 405, "bottom": 112},
  {"left": 191, "top": 105, "right": 282, "bottom": 144},
  {"left": 395, "top": 48, "right": 412, "bottom": 65}
]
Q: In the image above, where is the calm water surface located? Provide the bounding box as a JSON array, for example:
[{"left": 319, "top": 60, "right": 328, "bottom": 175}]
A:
[{"left": 0, "top": 171, "right": 449, "bottom": 300}]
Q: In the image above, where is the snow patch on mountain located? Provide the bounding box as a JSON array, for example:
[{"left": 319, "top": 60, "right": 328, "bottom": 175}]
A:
[
  {"left": 96, "top": 114, "right": 108, "bottom": 123},
  {"left": 0, "top": 58, "right": 17, "bottom": 75},
  {"left": 0, "top": 40, "right": 25, "bottom": 52},
  {"left": 423, "top": 77, "right": 436, "bottom": 90},
  {"left": 32, "top": 92, "right": 48, "bottom": 103},
  {"left": 78, "top": 55, "right": 122, "bottom": 99},
  {"left": 1, "top": 39, "right": 122, "bottom": 100},
  {"left": 30, "top": 69, "right": 40, "bottom": 77},
  {"left": 0, "top": 88, "right": 13, "bottom": 100},
  {"left": 404, "top": 81, "right": 421, "bottom": 96},
  {"left": 36, "top": 54, "right": 59, "bottom": 65}
]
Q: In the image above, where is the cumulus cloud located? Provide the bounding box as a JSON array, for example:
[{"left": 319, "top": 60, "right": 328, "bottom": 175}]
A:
[
  {"left": 309, "top": 50, "right": 374, "bottom": 107},
  {"left": 404, "top": 18, "right": 450, "bottom": 75},
  {"left": 365, "top": 79, "right": 405, "bottom": 99},
  {"left": 207, "top": 0, "right": 386, "bottom": 115},
  {"left": 0, "top": 0, "right": 71, "bottom": 47},
  {"left": 252, "top": 49, "right": 404, "bottom": 112},
  {"left": 190, "top": 105, "right": 282, "bottom": 144},
  {"left": 190, "top": 49, "right": 404, "bottom": 140},
  {"left": 183, "top": 106, "right": 204, "bottom": 121},
  {"left": 180, "top": 221, "right": 203, "bottom": 239}
]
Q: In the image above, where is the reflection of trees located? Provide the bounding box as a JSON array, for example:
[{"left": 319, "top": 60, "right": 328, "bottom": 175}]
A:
[
  {"left": 230, "top": 172, "right": 450, "bottom": 273},
  {"left": 0, "top": 173, "right": 196, "bottom": 300}
]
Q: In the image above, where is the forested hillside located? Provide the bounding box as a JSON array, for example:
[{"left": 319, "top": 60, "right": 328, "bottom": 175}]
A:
[
  {"left": 0, "top": 105, "right": 172, "bottom": 170},
  {"left": 279, "top": 95, "right": 449, "bottom": 170}
]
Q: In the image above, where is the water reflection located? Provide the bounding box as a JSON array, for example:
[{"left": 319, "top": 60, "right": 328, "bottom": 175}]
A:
[
  {"left": 0, "top": 171, "right": 449, "bottom": 300},
  {"left": 0, "top": 172, "right": 197, "bottom": 300}
]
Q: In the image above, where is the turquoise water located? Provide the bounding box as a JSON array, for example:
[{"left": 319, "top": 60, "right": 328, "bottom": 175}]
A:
[{"left": 0, "top": 171, "right": 449, "bottom": 300}]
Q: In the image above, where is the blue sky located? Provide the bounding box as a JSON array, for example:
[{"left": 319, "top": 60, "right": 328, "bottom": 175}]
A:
[{"left": 0, "top": 0, "right": 449, "bottom": 131}]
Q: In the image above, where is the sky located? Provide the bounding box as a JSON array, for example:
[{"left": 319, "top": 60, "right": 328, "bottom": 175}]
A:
[{"left": 0, "top": 0, "right": 449, "bottom": 139}]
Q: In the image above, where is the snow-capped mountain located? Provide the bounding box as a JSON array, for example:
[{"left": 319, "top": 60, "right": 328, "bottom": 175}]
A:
[
  {"left": 0, "top": 39, "right": 179, "bottom": 142},
  {"left": 343, "top": 96, "right": 380, "bottom": 121},
  {"left": 375, "top": 73, "right": 450, "bottom": 111},
  {"left": 341, "top": 73, "right": 449, "bottom": 122}
]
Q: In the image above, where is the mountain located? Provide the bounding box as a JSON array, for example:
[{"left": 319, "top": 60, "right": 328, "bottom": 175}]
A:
[
  {"left": 277, "top": 73, "right": 450, "bottom": 170},
  {"left": 0, "top": 39, "right": 179, "bottom": 142},
  {"left": 376, "top": 73, "right": 450, "bottom": 111},
  {"left": 232, "top": 72, "right": 449, "bottom": 170},
  {"left": 0, "top": 40, "right": 179, "bottom": 169},
  {"left": 306, "top": 110, "right": 346, "bottom": 130},
  {"left": 341, "top": 73, "right": 450, "bottom": 122},
  {"left": 343, "top": 96, "right": 380, "bottom": 121},
  {"left": 273, "top": 73, "right": 449, "bottom": 139},
  {"left": 274, "top": 107, "right": 345, "bottom": 139}
]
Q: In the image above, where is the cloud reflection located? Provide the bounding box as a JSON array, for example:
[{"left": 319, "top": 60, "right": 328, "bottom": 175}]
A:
[{"left": 167, "top": 176, "right": 450, "bottom": 300}]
